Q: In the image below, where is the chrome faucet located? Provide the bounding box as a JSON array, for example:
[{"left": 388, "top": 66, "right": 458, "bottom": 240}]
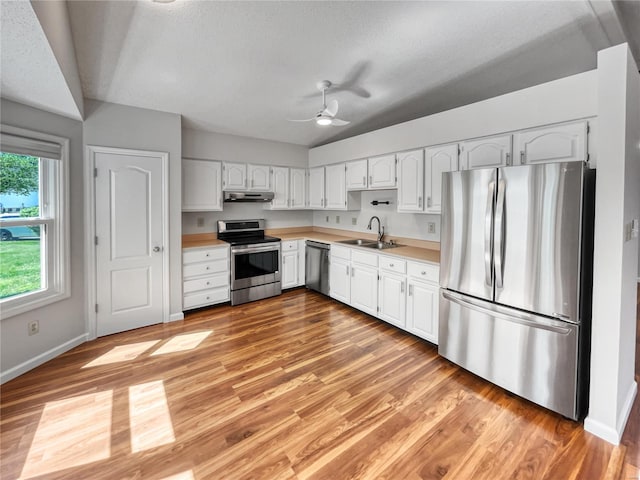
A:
[{"left": 367, "top": 216, "right": 384, "bottom": 242}]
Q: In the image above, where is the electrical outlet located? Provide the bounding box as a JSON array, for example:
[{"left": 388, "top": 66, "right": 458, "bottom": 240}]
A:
[
  {"left": 196, "top": 217, "right": 205, "bottom": 228},
  {"left": 428, "top": 222, "right": 436, "bottom": 234},
  {"left": 336, "top": 215, "right": 340, "bottom": 224},
  {"left": 325, "top": 215, "right": 329, "bottom": 223},
  {"left": 352, "top": 217, "right": 357, "bottom": 226},
  {"left": 28, "top": 320, "right": 39, "bottom": 336}
]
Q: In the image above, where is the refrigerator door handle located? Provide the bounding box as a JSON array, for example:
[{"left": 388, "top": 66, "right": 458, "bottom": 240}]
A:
[
  {"left": 441, "top": 290, "right": 574, "bottom": 333},
  {"left": 485, "top": 181, "right": 495, "bottom": 287},
  {"left": 494, "top": 179, "right": 506, "bottom": 289}
]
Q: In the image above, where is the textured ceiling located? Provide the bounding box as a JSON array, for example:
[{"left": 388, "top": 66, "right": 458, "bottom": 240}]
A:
[
  {"left": 0, "top": 1, "right": 81, "bottom": 120},
  {"left": 2, "top": 1, "right": 636, "bottom": 147}
]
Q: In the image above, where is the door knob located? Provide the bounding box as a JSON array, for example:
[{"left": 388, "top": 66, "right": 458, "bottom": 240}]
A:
[{"left": 153, "top": 246, "right": 162, "bottom": 252}]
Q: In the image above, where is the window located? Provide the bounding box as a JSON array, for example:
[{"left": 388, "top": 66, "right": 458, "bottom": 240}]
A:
[{"left": 0, "top": 126, "right": 69, "bottom": 318}]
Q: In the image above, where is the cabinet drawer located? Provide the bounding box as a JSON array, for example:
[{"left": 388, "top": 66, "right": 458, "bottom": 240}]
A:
[
  {"left": 183, "top": 272, "right": 229, "bottom": 294},
  {"left": 331, "top": 245, "right": 351, "bottom": 261},
  {"left": 282, "top": 240, "right": 298, "bottom": 251},
  {"left": 183, "top": 259, "right": 228, "bottom": 278},
  {"left": 351, "top": 249, "right": 378, "bottom": 267},
  {"left": 379, "top": 255, "right": 406, "bottom": 274},
  {"left": 183, "top": 247, "right": 228, "bottom": 264},
  {"left": 184, "top": 287, "right": 229, "bottom": 310},
  {"left": 407, "top": 261, "right": 439, "bottom": 283}
]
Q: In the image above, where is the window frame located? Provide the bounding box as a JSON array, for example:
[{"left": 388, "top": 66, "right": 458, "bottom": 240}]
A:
[{"left": 0, "top": 125, "right": 70, "bottom": 319}]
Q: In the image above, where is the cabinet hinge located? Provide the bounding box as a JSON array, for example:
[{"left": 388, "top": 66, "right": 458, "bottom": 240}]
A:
[
  {"left": 344, "top": 165, "right": 347, "bottom": 172},
  {"left": 95, "top": 236, "right": 98, "bottom": 245},
  {"left": 587, "top": 123, "right": 590, "bottom": 134},
  {"left": 587, "top": 153, "right": 590, "bottom": 162},
  {"left": 94, "top": 167, "right": 98, "bottom": 178},
  {"left": 458, "top": 147, "right": 462, "bottom": 154},
  {"left": 95, "top": 303, "right": 98, "bottom": 313}
]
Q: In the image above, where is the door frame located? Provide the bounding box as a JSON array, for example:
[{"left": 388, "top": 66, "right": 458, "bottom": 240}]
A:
[{"left": 84, "top": 145, "right": 170, "bottom": 340}]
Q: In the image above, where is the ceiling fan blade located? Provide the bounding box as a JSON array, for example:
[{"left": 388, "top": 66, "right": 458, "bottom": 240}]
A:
[
  {"left": 330, "top": 118, "right": 350, "bottom": 126},
  {"left": 287, "top": 117, "right": 316, "bottom": 122},
  {"left": 323, "top": 99, "right": 338, "bottom": 118}
]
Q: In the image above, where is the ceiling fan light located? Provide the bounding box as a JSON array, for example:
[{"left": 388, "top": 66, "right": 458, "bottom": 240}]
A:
[{"left": 316, "top": 116, "right": 332, "bottom": 126}]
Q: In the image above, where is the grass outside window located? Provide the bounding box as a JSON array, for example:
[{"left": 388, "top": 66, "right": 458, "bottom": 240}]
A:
[{"left": 0, "top": 240, "right": 42, "bottom": 299}]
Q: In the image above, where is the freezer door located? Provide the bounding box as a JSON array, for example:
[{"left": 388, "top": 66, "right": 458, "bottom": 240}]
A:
[
  {"left": 440, "top": 168, "right": 496, "bottom": 301},
  {"left": 439, "top": 289, "right": 581, "bottom": 419},
  {"left": 494, "top": 162, "right": 584, "bottom": 322}
]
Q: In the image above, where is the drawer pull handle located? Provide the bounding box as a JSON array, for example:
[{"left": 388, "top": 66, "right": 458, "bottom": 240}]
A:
[
  {"left": 206, "top": 266, "right": 210, "bottom": 270},
  {"left": 421, "top": 271, "right": 426, "bottom": 275},
  {"left": 389, "top": 263, "right": 394, "bottom": 267},
  {"left": 206, "top": 296, "right": 210, "bottom": 300},
  {"left": 206, "top": 253, "right": 210, "bottom": 257},
  {"left": 206, "top": 281, "right": 210, "bottom": 285}
]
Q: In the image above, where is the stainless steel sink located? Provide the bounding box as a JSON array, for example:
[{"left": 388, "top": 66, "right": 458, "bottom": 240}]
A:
[
  {"left": 362, "top": 242, "right": 401, "bottom": 250},
  {"left": 337, "top": 238, "right": 376, "bottom": 246}
]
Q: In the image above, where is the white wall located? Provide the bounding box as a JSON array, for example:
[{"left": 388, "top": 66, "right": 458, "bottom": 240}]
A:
[
  {"left": 585, "top": 44, "right": 640, "bottom": 444},
  {"left": 182, "top": 128, "right": 313, "bottom": 233},
  {"left": 309, "top": 70, "right": 598, "bottom": 166},
  {"left": 0, "top": 99, "right": 86, "bottom": 381},
  {"left": 83, "top": 100, "right": 183, "bottom": 319}
]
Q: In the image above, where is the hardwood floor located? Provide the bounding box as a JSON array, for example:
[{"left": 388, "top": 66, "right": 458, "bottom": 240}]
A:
[{"left": 1, "top": 288, "right": 638, "bottom": 480}]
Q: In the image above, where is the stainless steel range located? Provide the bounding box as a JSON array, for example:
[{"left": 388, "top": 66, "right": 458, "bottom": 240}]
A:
[{"left": 217, "top": 219, "right": 281, "bottom": 305}]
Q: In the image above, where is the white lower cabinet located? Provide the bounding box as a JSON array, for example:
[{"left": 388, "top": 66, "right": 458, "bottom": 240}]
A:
[
  {"left": 406, "top": 279, "right": 439, "bottom": 343},
  {"left": 351, "top": 264, "right": 378, "bottom": 317},
  {"left": 183, "top": 245, "right": 230, "bottom": 310},
  {"left": 282, "top": 240, "right": 304, "bottom": 289},
  {"left": 329, "top": 261, "right": 350, "bottom": 304},
  {"left": 378, "top": 272, "right": 406, "bottom": 328}
]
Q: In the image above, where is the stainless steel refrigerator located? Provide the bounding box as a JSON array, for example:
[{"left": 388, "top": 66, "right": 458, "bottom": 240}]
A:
[{"left": 439, "top": 161, "right": 595, "bottom": 420}]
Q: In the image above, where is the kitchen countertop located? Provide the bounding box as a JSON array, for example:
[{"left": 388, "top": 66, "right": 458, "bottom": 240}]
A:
[{"left": 182, "top": 230, "right": 439, "bottom": 265}]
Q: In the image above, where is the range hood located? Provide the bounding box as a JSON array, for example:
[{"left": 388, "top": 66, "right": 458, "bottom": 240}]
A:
[{"left": 224, "top": 191, "right": 275, "bottom": 202}]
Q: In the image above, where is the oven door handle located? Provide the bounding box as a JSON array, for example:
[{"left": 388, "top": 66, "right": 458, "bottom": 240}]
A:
[{"left": 231, "top": 244, "right": 281, "bottom": 254}]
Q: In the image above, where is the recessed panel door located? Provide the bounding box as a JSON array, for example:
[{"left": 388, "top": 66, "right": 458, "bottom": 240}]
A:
[{"left": 95, "top": 150, "right": 165, "bottom": 336}]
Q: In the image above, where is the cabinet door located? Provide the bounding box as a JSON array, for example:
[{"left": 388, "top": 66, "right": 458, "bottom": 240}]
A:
[
  {"left": 325, "top": 163, "right": 347, "bottom": 210},
  {"left": 346, "top": 159, "right": 368, "bottom": 190},
  {"left": 223, "top": 162, "right": 247, "bottom": 190},
  {"left": 270, "top": 167, "right": 289, "bottom": 209},
  {"left": 290, "top": 168, "right": 307, "bottom": 209},
  {"left": 425, "top": 144, "right": 458, "bottom": 214},
  {"left": 407, "top": 280, "right": 438, "bottom": 344},
  {"left": 297, "top": 240, "right": 305, "bottom": 287},
  {"left": 369, "top": 154, "right": 396, "bottom": 188},
  {"left": 461, "top": 134, "right": 512, "bottom": 170},
  {"left": 397, "top": 149, "right": 425, "bottom": 212},
  {"left": 247, "top": 164, "right": 270, "bottom": 190},
  {"left": 182, "top": 159, "right": 222, "bottom": 211},
  {"left": 378, "top": 272, "right": 406, "bottom": 328},
  {"left": 351, "top": 265, "right": 378, "bottom": 316},
  {"left": 282, "top": 251, "right": 298, "bottom": 289},
  {"left": 514, "top": 121, "right": 587, "bottom": 165},
  {"left": 329, "top": 258, "right": 350, "bottom": 303},
  {"left": 308, "top": 167, "right": 325, "bottom": 209}
]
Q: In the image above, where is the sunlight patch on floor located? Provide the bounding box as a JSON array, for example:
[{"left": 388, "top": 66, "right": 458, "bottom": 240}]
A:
[
  {"left": 82, "top": 340, "right": 160, "bottom": 368},
  {"left": 129, "top": 380, "right": 175, "bottom": 453},
  {"left": 158, "top": 470, "right": 196, "bottom": 480},
  {"left": 150, "top": 331, "right": 212, "bottom": 356},
  {"left": 20, "top": 391, "right": 112, "bottom": 479}
]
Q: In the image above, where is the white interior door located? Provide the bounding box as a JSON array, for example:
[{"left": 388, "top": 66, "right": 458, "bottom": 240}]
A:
[{"left": 94, "top": 148, "right": 166, "bottom": 337}]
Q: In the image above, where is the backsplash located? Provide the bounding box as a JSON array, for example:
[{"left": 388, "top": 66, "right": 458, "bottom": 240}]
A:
[{"left": 311, "top": 190, "right": 441, "bottom": 242}]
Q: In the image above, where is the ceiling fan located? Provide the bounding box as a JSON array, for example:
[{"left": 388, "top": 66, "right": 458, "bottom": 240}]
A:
[{"left": 289, "top": 80, "right": 350, "bottom": 126}]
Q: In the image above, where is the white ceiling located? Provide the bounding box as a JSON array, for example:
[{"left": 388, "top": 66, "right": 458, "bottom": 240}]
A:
[{"left": 2, "top": 1, "right": 639, "bottom": 147}]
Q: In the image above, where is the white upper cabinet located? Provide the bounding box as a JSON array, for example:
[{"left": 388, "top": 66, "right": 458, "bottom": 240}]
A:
[
  {"left": 222, "top": 162, "right": 246, "bottom": 190},
  {"left": 461, "top": 134, "right": 512, "bottom": 170},
  {"left": 368, "top": 154, "right": 396, "bottom": 189},
  {"left": 514, "top": 120, "right": 588, "bottom": 165},
  {"left": 397, "top": 149, "right": 425, "bottom": 212},
  {"left": 346, "top": 159, "right": 368, "bottom": 190},
  {"left": 182, "top": 159, "right": 223, "bottom": 211},
  {"left": 289, "top": 168, "right": 307, "bottom": 209},
  {"left": 425, "top": 143, "right": 459, "bottom": 214},
  {"left": 247, "top": 164, "right": 270, "bottom": 190},
  {"left": 308, "top": 167, "right": 325, "bottom": 209},
  {"left": 270, "top": 166, "right": 289, "bottom": 209},
  {"left": 325, "top": 163, "right": 347, "bottom": 209}
]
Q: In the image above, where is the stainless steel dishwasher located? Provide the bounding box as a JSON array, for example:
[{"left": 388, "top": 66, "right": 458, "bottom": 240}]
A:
[{"left": 305, "top": 240, "right": 330, "bottom": 295}]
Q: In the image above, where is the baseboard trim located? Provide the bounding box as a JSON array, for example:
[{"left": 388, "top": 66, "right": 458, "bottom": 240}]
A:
[
  {"left": 584, "top": 380, "right": 637, "bottom": 445},
  {"left": 169, "top": 312, "right": 184, "bottom": 322},
  {"left": 1, "top": 333, "right": 88, "bottom": 385}
]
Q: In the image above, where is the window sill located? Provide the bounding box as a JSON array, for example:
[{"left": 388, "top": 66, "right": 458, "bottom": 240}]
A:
[{"left": 0, "top": 287, "right": 71, "bottom": 320}]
